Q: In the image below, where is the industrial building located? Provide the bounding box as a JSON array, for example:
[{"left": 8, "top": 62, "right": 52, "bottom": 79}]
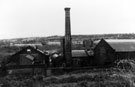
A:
[
  {"left": 94, "top": 39, "right": 135, "bottom": 61},
  {"left": 5, "top": 7, "right": 135, "bottom": 71},
  {"left": 6, "top": 46, "right": 49, "bottom": 74}
]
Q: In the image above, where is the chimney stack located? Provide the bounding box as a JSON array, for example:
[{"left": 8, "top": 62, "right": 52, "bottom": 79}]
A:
[{"left": 64, "top": 8, "right": 72, "bottom": 67}]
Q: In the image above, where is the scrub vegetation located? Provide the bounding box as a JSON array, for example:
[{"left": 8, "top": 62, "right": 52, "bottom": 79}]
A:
[{"left": 0, "top": 61, "right": 135, "bottom": 87}]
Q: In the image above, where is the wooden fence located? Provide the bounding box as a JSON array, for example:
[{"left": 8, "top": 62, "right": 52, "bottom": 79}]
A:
[{"left": 0, "top": 64, "right": 115, "bottom": 76}]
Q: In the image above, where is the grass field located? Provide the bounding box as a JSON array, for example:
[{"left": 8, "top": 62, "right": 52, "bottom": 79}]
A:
[{"left": 0, "top": 67, "right": 135, "bottom": 87}]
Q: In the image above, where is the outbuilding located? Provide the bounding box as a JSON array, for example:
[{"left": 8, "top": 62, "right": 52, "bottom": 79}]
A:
[
  {"left": 94, "top": 39, "right": 135, "bottom": 66},
  {"left": 94, "top": 39, "right": 116, "bottom": 66},
  {"left": 72, "top": 50, "right": 93, "bottom": 67},
  {"left": 6, "top": 46, "right": 49, "bottom": 74}
]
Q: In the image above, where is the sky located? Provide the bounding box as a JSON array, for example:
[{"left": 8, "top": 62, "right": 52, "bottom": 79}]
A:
[{"left": 0, "top": 0, "right": 135, "bottom": 39}]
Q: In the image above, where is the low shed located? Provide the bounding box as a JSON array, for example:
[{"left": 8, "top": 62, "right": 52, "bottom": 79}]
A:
[
  {"left": 51, "top": 50, "right": 94, "bottom": 67},
  {"left": 72, "top": 50, "right": 93, "bottom": 67}
]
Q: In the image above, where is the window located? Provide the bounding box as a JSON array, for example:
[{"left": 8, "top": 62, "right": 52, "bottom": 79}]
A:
[{"left": 27, "top": 49, "right": 31, "bottom": 53}]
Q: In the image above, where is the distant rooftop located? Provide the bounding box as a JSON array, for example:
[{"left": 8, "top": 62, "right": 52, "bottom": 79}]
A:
[
  {"left": 94, "top": 39, "right": 135, "bottom": 52},
  {"left": 103, "top": 39, "right": 135, "bottom": 43},
  {"left": 94, "top": 39, "right": 135, "bottom": 43}
]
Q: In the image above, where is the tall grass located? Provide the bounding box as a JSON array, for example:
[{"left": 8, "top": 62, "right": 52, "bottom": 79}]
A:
[
  {"left": 0, "top": 67, "right": 134, "bottom": 87},
  {"left": 1, "top": 59, "right": 135, "bottom": 87}
]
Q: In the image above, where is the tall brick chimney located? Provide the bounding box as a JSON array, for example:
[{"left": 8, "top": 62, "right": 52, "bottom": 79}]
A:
[{"left": 64, "top": 8, "right": 72, "bottom": 67}]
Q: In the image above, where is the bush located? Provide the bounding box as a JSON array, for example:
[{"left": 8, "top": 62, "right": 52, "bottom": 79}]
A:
[
  {"left": 77, "top": 81, "right": 88, "bottom": 87},
  {"left": 117, "top": 59, "right": 135, "bottom": 72},
  {"left": 59, "top": 76, "right": 77, "bottom": 83}
]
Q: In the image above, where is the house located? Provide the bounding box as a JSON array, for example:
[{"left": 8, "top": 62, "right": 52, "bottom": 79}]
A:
[
  {"left": 94, "top": 39, "right": 135, "bottom": 65},
  {"left": 6, "top": 46, "right": 49, "bottom": 74}
]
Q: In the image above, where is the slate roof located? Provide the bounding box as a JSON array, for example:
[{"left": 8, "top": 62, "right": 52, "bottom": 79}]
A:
[
  {"left": 72, "top": 50, "right": 88, "bottom": 57},
  {"left": 13, "top": 46, "right": 46, "bottom": 56},
  {"left": 9, "top": 46, "right": 48, "bottom": 62},
  {"left": 94, "top": 39, "right": 135, "bottom": 52}
]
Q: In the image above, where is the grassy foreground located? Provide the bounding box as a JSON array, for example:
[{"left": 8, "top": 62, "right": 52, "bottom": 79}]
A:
[{"left": 0, "top": 68, "right": 135, "bottom": 87}]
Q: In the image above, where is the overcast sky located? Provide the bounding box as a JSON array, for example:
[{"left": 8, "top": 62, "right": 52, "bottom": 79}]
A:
[{"left": 0, "top": 0, "right": 135, "bottom": 39}]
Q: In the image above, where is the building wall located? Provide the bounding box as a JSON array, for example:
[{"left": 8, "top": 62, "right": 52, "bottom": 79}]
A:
[
  {"left": 6, "top": 46, "right": 49, "bottom": 74},
  {"left": 94, "top": 39, "right": 116, "bottom": 66},
  {"left": 8, "top": 46, "right": 49, "bottom": 66},
  {"left": 116, "top": 51, "right": 135, "bottom": 60},
  {"left": 72, "top": 57, "right": 93, "bottom": 67}
]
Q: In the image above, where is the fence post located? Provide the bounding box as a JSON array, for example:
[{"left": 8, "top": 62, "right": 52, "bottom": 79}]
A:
[
  {"left": 43, "top": 65, "right": 47, "bottom": 76},
  {"left": 32, "top": 67, "right": 34, "bottom": 76}
]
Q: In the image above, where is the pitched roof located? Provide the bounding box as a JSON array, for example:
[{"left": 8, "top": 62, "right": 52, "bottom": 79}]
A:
[
  {"left": 11, "top": 46, "right": 47, "bottom": 58},
  {"left": 94, "top": 39, "right": 135, "bottom": 52},
  {"left": 72, "top": 50, "right": 88, "bottom": 57}
]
